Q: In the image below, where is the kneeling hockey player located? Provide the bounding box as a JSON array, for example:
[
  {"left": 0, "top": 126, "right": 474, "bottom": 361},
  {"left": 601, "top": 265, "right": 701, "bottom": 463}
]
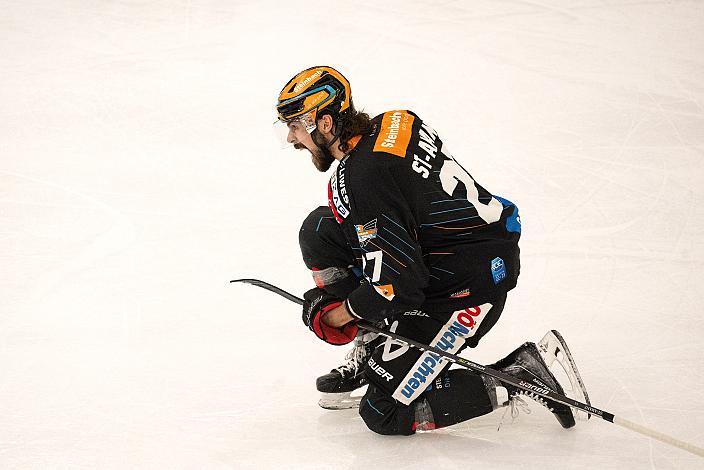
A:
[{"left": 276, "top": 65, "right": 589, "bottom": 435}]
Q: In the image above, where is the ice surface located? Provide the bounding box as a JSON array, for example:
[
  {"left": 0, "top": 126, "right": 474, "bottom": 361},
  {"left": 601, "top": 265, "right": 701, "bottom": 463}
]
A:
[{"left": 1, "top": 1, "right": 703, "bottom": 468}]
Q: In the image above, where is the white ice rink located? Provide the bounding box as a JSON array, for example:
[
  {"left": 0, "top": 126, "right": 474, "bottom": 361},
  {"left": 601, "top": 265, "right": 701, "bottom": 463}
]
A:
[{"left": 2, "top": 1, "right": 704, "bottom": 468}]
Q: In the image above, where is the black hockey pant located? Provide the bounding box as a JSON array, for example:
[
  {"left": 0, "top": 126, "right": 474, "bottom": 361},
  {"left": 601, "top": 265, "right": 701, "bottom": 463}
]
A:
[{"left": 358, "top": 294, "right": 505, "bottom": 435}]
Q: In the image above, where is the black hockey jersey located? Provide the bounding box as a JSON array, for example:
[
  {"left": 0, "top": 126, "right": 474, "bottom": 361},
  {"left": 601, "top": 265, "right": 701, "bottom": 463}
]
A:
[{"left": 328, "top": 110, "right": 521, "bottom": 321}]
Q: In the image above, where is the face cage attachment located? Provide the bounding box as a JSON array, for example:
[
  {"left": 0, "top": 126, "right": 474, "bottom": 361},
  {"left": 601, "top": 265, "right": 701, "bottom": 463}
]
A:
[{"left": 273, "top": 109, "right": 319, "bottom": 149}]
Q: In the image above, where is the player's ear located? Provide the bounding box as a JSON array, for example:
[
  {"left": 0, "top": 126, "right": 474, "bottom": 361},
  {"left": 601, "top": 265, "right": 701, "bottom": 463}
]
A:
[{"left": 318, "top": 114, "right": 334, "bottom": 134}]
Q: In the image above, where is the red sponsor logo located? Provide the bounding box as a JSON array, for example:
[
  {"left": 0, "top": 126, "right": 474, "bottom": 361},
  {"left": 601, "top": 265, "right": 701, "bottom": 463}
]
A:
[
  {"left": 456, "top": 306, "right": 482, "bottom": 330},
  {"left": 449, "top": 288, "right": 471, "bottom": 299}
]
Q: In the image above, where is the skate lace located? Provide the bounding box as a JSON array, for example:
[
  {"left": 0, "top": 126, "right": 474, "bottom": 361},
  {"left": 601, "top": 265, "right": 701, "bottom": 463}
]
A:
[
  {"left": 497, "top": 395, "right": 531, "bottom": 431},
  {"left": 335, "top": 339, "right": 368, "bottom": 377}
]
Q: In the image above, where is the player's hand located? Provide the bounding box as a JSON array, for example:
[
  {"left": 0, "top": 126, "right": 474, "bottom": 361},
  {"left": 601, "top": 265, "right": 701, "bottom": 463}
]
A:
[{"left": 302, "top": 288, "right": 358, "bottom": 345}]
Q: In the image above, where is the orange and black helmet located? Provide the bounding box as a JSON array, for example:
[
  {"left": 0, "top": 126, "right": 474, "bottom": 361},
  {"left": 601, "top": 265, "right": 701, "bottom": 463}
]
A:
[{"left": 276, "top": 66, "right": 352, "bottom": 124}]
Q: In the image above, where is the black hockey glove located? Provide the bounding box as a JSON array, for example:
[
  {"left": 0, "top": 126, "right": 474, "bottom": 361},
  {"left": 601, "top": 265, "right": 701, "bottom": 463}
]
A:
[{"left": 302, "top": 288, "right": 358, "bottom": 346}]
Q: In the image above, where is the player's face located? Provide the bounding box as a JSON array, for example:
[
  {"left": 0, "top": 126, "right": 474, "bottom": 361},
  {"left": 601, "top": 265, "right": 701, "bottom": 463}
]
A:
[{"left": 287, "top": 121, "right": 335, "bottom": 172}]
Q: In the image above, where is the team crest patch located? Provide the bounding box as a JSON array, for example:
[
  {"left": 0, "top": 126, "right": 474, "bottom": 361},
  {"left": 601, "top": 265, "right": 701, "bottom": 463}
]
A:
[{"left": 355, "top": 219, "right": 378, "bottom": 247}]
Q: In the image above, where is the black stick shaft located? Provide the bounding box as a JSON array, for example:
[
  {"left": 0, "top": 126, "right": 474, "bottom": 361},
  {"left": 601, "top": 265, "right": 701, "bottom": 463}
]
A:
[
  {"left": 230, "top": 278, "right": 611, "bottom": 421},
  {"left": 230, "top": 277, "right": 704, "bottom": 457}
]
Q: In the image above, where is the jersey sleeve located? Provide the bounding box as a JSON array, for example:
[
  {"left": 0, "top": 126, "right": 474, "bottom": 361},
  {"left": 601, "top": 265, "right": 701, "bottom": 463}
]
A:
[{"left": 344, "top": 161, "right": 430, "bottom": 321}]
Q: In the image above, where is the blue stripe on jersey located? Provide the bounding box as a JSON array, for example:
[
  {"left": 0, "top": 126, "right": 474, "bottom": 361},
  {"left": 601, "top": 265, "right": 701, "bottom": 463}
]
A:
[
  {"left": 430, "top": 199, "right": 469, "bottom": 205},
  {"left": 431, "top": 266, "right": 455, "bottom": 275},
  {"left": 382, "top": 261, "right": 401, "bottom": 275},
  {"left": 381, "top": 214, "right": 408, "bottom": 233},
  {"left": 420, "top": 215, "right": 482, "bottom": 227},
  {"left": 315, "top": 216, "right": 335, "bottom": 232},
  {"left": 380, "top": 227, "right": 416, "bottom": 251},
  {"left": 428, "top": 206, "right": 475, "bottom": 216},
  {"left": 376, "top": 234, "right": 415, "bottom": 263}
]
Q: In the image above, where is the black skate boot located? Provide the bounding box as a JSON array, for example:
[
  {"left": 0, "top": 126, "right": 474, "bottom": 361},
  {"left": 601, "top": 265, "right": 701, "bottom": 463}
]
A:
[
  {"left": 316, "top": 332, "right": 379, "bottom": 410},
  {"left": 492, "top": 342, "right": 576, "bottom": 429}
]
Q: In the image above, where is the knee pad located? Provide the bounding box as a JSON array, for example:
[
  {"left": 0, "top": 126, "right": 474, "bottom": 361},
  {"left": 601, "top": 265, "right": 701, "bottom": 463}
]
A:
[
  {"left": 359, "top": 372, "right": 494, "bottom": 435},
  {"left": 359, "top": 386, "right": 416, "bottom": 436}
]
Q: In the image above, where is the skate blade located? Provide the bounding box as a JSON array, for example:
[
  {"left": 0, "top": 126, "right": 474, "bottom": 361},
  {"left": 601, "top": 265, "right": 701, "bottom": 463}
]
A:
[
  {"left": 537, "top": 330, "right": 592, "bottom": 421},
  {"left": 318, "top": 392, "right": 362, "bottom": 410}
]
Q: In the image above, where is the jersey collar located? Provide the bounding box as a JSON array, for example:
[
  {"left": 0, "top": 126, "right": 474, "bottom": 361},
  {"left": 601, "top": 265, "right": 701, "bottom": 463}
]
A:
[{"left": 347, "top": 135, "right": 362, "bottom": 151}]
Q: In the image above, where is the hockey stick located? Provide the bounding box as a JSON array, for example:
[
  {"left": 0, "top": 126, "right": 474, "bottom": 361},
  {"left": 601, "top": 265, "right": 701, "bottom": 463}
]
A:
[{"left": 230, "top": 278, "right": 704, "bottom": 457}]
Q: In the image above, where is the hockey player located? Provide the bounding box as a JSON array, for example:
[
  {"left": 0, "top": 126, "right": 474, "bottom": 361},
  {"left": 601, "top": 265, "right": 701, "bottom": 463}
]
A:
[{"left": 277, "top": 66, "right": 589, "bottom": 435}]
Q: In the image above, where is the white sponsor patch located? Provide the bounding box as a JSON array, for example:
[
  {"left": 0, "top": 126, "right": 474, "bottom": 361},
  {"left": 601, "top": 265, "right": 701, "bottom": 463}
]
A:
[
  {"left": 392, "top": 303, "right": 493, "bottom": 405},
  {"left": 329, "top": 172, "right": 349, "bottom": 219}
]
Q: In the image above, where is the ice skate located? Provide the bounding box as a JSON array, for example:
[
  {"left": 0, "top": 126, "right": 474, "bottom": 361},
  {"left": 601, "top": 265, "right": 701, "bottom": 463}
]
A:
[
  {"left": 316, "top": 332, "right": 379, "bottom": 410},
  {"left": 493, "top": 341, "right": 576, "bottom": 428},
  {"left": 537, "top": 329, "right": 591, "bottom": 421}
]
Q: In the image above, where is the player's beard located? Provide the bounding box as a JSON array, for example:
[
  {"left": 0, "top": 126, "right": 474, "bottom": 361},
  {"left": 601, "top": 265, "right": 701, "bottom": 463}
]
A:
[
  {"left": 295, "top": 142, "right": 333, "bottom": 172},
  {"left": 309, "top": 129, "right": 336, "bottom": 172}
]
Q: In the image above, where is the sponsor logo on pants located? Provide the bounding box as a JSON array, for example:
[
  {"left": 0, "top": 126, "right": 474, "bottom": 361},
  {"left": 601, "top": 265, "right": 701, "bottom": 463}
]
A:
[{"left": 392, "top": 303, "right": 492, "bottom": 405}]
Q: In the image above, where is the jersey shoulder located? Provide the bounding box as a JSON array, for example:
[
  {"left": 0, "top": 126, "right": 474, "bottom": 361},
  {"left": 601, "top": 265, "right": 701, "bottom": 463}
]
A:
[
  {"left": 363, "top": 110, "right": 423, "bottom": 160},
  {"left": 350, "top": 109, "right": 427, "bottom": 165}
]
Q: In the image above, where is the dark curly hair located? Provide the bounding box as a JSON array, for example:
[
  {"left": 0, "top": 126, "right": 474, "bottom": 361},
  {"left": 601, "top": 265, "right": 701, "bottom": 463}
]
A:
[
  {"left": 337, "top": 107, "right": 373, "bottom": 153},
  {"left": 319, "top": 104, "right": 373, "bottom": 154}
]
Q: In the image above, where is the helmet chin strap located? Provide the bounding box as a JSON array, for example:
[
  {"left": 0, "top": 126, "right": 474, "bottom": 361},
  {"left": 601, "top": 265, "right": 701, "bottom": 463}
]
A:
[
  {"left": 325, "top": 133, "right": 341, "bottom": 151},
  {"left": 312, "top": 117, "right": 342, "bottom": 152}
]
